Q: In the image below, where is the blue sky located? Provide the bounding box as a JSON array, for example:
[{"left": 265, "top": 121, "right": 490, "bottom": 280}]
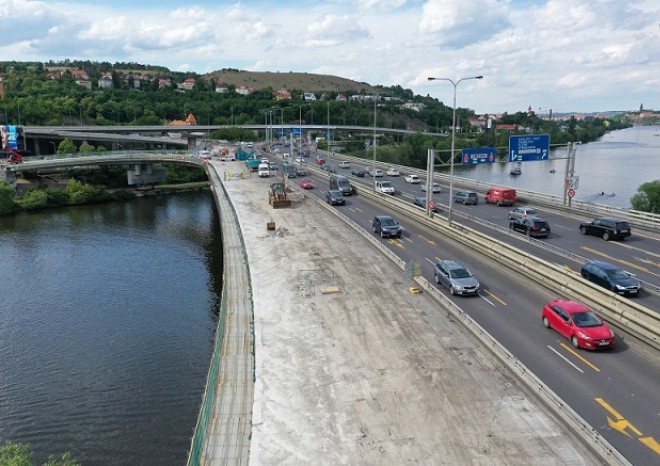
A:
[{"left": 1, "top": 0, "right": 658, "bottom": 114}]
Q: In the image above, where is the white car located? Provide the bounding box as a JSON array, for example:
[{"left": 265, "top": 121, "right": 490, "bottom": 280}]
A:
[
  {"left": 386, "top": 167, "right": 400, "bottom": 176},
  {"left": 404, "top": 174, "right": 420, "bottom": 184},
  {"left": 421, "top": 182, "right": 442, "bottom": 193},
  {"left": 368, "top": 168, "right": 384, "bottom": 177}
]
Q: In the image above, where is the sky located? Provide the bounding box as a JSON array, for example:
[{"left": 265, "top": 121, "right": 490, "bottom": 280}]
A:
[{"left": 1, "top": 0, "right": 659, "bottom": 115}]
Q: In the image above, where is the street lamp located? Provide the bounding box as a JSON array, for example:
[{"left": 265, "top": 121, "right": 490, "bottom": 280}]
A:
[
  {"left": 427, "top": 75, "right": 483, "bottom": 226},
  {"left": 372, "top": 95, "right": 379, "bottom": 191},
  {"left": 326, "top": 101, "right": 331, "bottom": 153}
]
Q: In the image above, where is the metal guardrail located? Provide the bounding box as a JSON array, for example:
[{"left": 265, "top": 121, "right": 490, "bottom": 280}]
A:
[{"left": 13, "top": 152, "right": 206, "bottom": 171}]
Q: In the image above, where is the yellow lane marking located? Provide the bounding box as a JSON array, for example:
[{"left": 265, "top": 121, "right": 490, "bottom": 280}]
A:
[
  {"left": 560, "top": 343, "right": 601, "bottom": 372},
  {"left": 581, "top": 246, "right": 659, "bottom": 277},
  {"left": 387, "top": 238, "right": 404, "bottom": 248},
  {"left": 484, "top": 290, "right": 507, "bottom": 306},
  {"left": 594, "top": 398, "right": 660, "bottom": 455},
  {"left": 418, "top": 234, "right": 437, "bottom": 245}
]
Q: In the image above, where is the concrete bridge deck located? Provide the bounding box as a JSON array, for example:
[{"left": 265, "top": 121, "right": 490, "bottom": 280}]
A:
[{"left": 200, "top": 160, "right": 606, "bottom": 465}]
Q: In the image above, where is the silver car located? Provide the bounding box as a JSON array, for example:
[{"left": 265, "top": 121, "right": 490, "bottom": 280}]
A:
[
  {"left": 508, "top": 206, "right": 538, "bottom": 220},
  {"left": 433, "top": 260, "right": 480, "bottom": 296}
]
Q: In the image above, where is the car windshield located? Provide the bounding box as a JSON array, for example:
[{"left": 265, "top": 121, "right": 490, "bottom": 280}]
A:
[
  {"left": 608, "top": 269, "right": 630, "bottom": 279},
  {"left": 572, "top": 311, "right": 602, "bottom": 328},
  {"left": 450, "top": 268, "right": 472, "bottom": 279},
  {"left": 381, "top": 218, "right": 397, "bottom": 227},
  {"left": 381, "top": 182, "right": 393, "bottom": 187}
]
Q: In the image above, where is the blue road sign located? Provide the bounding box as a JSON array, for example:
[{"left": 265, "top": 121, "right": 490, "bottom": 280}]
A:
[
  {"left": 509, "top": 134, "right": 550, "bottom": 162},
  {"left": 290, "top": 128, "right": 303, "bottom": 135},
  {"left": 462, "top": 147, "right": 496, "bottom": 165}
]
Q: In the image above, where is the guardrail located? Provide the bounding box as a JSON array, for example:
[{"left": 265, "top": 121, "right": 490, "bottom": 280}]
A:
[{"left": 14, "top": 152, "right": 206, "bottom": 171}]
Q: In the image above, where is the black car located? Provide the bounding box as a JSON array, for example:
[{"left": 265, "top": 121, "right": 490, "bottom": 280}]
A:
[
  {"left": 579, "top": 218, "right": 631, "bottom": 241},
  {"left": 295, "top": 167, "right": 308, "bottom": 176},
  {"left": 371, "top": 215, "right": 402, "bottom": 238},
  {"left": 509, "top": 217, "right": 551, "bottom": 238},
  {"left": 325, "top": 190, "right": 345, "bottom": 205},
  {"left": 581, "top": 261, "right": 641, "bottom": 296},
  {"left": 351, "top": 167, "right": 367, "bottom": 177}
]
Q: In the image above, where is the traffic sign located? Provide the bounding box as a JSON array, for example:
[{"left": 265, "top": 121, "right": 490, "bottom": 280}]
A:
[
  {"left": 509, "top": 134, "right": 550, "bottom": 162},
  {"left": 461, "top": 147, "right": 496, "bottom": 165},
  {"left": 568, "top": 189, "right": 576, "bottom": 198}
]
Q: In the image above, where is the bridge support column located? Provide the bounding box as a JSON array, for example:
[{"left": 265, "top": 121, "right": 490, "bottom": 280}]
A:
[{"left": 126, "top": 163, "right": 166, "bottom": 186}]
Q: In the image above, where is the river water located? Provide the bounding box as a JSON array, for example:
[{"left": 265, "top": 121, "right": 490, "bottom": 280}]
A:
[
  {"left": 453, "top": 125, "right": 660, "bottom": 208},
  {"left": 0, "top": 192, "right": 222, "bottom": 465}
]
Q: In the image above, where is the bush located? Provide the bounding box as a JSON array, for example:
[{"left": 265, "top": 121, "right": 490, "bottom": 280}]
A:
[
  {"left": 630, "top": 180, "right": 660, "bottom": 213},
  {"left": 17, "top": 189, "right": 49, "bottom": 210}
]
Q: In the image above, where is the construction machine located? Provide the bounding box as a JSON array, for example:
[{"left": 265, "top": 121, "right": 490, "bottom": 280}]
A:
[{"left": 268, "top": 182, "right": 291, "bottom": 208}]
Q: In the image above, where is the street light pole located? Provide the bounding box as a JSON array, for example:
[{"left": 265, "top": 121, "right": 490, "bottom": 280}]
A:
[
  {"left": 326, "top": 101, "right": 331, "bottom": 153},
  {"left": 373, "top": 95, "right": 379, "bottom": 191},
  {"left": 427, "top": 75, "right": 483, "bottom": 226}
]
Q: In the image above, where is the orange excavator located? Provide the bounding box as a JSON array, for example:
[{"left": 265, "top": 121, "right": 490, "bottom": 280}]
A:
[{"left": 1, "top": 148, "right": 23, "bottom": 164}]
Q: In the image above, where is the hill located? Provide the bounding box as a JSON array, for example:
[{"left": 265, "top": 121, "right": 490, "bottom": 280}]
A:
[{"left": 206, "top": 69, "right": 380, "bottom": 94}]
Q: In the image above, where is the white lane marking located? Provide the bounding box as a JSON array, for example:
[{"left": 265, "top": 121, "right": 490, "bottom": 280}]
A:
[{"left": 547, "top": 345, "right": 584, "bottom": 373}]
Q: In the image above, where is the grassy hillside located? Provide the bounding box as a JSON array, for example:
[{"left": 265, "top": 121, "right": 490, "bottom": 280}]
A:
[{"left": 206, "top": 69, "right": 380, "bottom": 94}]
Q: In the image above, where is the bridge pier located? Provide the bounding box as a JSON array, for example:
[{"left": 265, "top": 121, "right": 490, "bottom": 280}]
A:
[{"left": 126, "top": 163, "right": 166, "bottom": 186}]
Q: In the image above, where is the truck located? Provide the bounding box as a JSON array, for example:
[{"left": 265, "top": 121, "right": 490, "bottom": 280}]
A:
[{"left": 268, "top": 182, "right": 291, "bottom": 208}]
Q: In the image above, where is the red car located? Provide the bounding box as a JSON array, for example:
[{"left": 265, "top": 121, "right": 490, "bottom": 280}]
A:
[
  {"left": 541, "top": 299, "right": 615, "bottom": 350},
  {"left": 299, "top": 178, "right": 314, "bottom": 189},
  {"left": 316, "top": 158, "right": 326, "bottom": 166}
]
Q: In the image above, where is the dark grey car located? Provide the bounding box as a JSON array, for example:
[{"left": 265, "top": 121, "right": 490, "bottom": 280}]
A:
[
  {"left": 581, "top": 261, "right": 641, "bottom": 296},
  {"left": 453, "top": 191, "right": 479, "bottom": 205},
  {"left": 325, "top": 190, "right": 345, "bottom": 205},
  {"left": 433, "top": 260, "right": 480, "bottom": 296},
  {"left": 371, "top": 215, "right": 401, "bottom": 238}
]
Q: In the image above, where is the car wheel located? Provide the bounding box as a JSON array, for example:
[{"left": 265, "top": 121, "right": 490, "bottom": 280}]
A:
[
  {"left": 372, "top": 225, "right": 376, "bottom": 233},
  {"left": 603, "top": 231, "right": 610, "bottom": 241},
  {"left": 526, "top": 228, "right": 531, "bottom": 237},
  {"left": 509, "top": 223, "right": 514, "bottom": 230},
  {"left": 571, "top": 335, "right": 580, "bottom": 349},
  {"left": 580, "top": 226, "right": 587, "bottom": 235},
  {"left": 542, "top": 316, "right": 551, "bottom": 328},
  {"left": 380, "top": 230, "right": 385, "bottom": 238},
  {"left": 449, "top": 286, "right": 456, "bottom": 295},
  {"left": 434, "top": 273, "right": 440, "bottom": 284}
]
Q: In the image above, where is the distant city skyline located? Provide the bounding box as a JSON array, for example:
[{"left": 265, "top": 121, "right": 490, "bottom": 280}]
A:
[{"left": 1, "top": 0, "right": 658, "bottom": 114}]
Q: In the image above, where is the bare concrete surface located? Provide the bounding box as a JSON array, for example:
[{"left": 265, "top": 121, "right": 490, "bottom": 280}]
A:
[{"left": 220, "top": 171, "right": 604, "bottom": 466}]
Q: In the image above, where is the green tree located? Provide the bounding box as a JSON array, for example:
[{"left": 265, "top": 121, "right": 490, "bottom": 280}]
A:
[
  {"left": 0, "top": 181, "right": 16, "bottom": 215},
  {"left": 78, "top": 143, "right": 96, "bottom": 153},
  {"left": 57, "top": 139, "right": 77, "bottom": 155},
  {"left": 630, "top": 180, "right": 660, "bottom": 213},
  {"left": 17, "top": 189, "right": 49, "bottom": 210},
  {"left": 0, "top": 441, "right": 80, "bottom": 466}
]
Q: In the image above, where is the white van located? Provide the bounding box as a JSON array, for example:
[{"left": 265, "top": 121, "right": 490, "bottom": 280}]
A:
[
  {"left": 257, "top": 163, "right": 270, "bottom": 178},
  {"left": 375, "top": 180, "right": 395, "bottom": 194}
]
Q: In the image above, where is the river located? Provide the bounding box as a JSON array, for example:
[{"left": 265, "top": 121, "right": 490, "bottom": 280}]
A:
[
  {"left": 453, "top": 125, "right": 660, "bottom": 208},
  {"left": 0, "top": 192, "right": 222, "bottom": 466}
]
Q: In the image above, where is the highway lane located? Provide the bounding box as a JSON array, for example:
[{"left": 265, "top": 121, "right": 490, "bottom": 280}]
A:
[{"left": 255, "top": 150, "right": 660, "bottom": 465}]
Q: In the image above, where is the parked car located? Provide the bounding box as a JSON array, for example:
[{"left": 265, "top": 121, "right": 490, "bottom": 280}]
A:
[
  {"left": 485, "top": 187, "right": 517, "bottom": 206},
  {"left": 351, "top": 167, "right": 367, "bottom": 177},
  {"left": 375, "top": 180, "right": 395, "bottom": 194},
  {"left": 581, "top": 261, "right": 641, "bottom": 296},
  {"left": 508, "top": 206, "right": 538, "bottom": 220},
  {"left": 579, "top": 218, "right": 631, "bottom": 241},
  {"left": 367, "top": 168, "right": 384, "bottom": 177},
  {"left": 541, "top": 299, "right": 616, "bottom": 350},
  {"left": 453, "top": 191, "right": 478, "bottom": 205},
  {"left": 371, "top": 215, "right": 402, "bottom": 238},
  {"left": 413, "top": 196, "right": 439, "bottom": 212},
  {"left": 386, "top": 167, "right": 400, "bottom": 176},
  {"left": 404, "top": 174, "right": 420, "bottom": 184},
  {"left": 299, "top": 178, "right": 314, "bottom": 189},
  {"left": 325, "top": 190, "right": 345, "bottom": 205},
  {"left": 421, "top": 182, "right": 441, "bottom": 193},
  {"left": 509, "top": 217, "right": 551, "bottom": 238},
  {"left": 433, "top": 260, "right": 480, "bottom": 296}
]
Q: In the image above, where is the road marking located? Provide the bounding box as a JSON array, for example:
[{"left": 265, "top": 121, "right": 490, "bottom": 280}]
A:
[
  {"left": 595, "top": 398, "right": 660, "bottom": 455},
  {"left": 483, "top": 289, "right": 506, "bottom": 306},
  {"left": 387, "top": 238, "right": 404, "bottom": 248},
  {"left": 560, "top": 343, "right": 601, "bottom": 372},
  {"left": 478, "top": 293, "right": 496, "bottom": 306},
  {"left": 581, "top": 246, "right": 658, "bottom": 277},
  {"left": 418, "top": 234, "right": 437, "bottom": 245},
  {"left": 547, "top": 345, "right": 584, "bottom": 373},
  {"left": 403, "top": 236, "right": 413, "bottom": 244}
]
